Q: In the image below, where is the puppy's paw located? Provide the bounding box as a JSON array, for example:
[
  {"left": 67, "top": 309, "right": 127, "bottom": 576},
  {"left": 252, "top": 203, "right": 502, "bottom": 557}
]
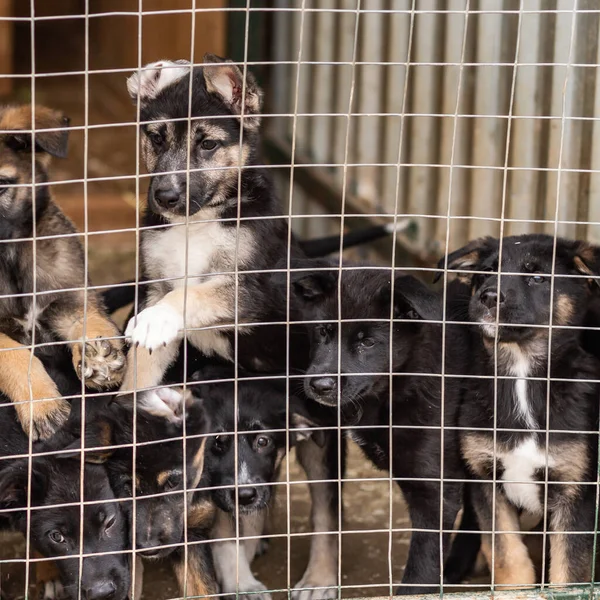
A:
[
  {"left": 15, "top": 398, "right": 71, "bottom": 441},
  {"left": 125, "top": 304, "right": 184, "bottom": 351},
  {"left": 74, "top": 337, "right": 126, "bottom": 389},
  {"left": 37, "top": 578, "right": 67, "bottom": 600},
  {"left": 233, "top": 579, "right": 272, "bottom": 600},
  {"left": 119, "top": 387, "right": 185, "bottom": 423},
  {"left": 292, "top": 575, "right": 338, "bottom": 600}
]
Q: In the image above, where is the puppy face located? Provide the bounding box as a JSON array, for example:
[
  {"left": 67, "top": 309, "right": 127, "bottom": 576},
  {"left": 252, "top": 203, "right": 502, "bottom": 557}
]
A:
[
  {"left": 107, "top": 401, "right": 210, "bottom": 561},
  {"left": 441, "top": 234, "right": 600, "bottom": 345},
  {"left": 201, "top": 380, "right": 317, "bottom": 514},
  {"left": 0, "top": 105, "right": 69, "bottom": 228},
  {"left": 293, "top": 267, "right": 441, "bottom": 408},
  {"left": 0, "top": 458, "right": 131, "bottom": 600},
  {"left": 127, "top": 56, "right": 262, "bottom": 220}
]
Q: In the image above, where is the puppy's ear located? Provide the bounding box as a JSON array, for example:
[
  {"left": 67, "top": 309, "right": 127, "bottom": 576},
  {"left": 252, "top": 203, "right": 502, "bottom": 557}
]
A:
[
  {"left": 292, "top": 264, "right": 338, "bottom": 303},
  {"left": 202, "top": 53, "right": 263, "bottom": 129},
  {"left": 127, "top": 59, "right": 191, "bottom": 104},
  {"left": 60, "top": 417, "right": 116, "bottom": 465},
  {"left": 379, "top": 276, "right": 441, "bottom": 322},
  {"left": 0, "top": 460, "right": 48, "bottom": 507},
  {"left": 2, "top": 105, "right": 70, "bottom": 158},
  {"left": 434, "top": 237, "right": 497, "bottom": 283},
  {"left": 288, "top": 397, "right": 325, "bottom": 447},
  {"left": 570, "top": 241, "right": 600, "bottom": 290}
]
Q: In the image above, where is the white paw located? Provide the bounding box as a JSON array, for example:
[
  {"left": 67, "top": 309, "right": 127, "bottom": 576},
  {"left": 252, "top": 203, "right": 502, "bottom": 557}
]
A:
[
  {"left": 139, "top": 387, "right": 185, "bottom": 423},
  {"left": 125, "top": 304, "right": 184, "bottom": 351},
  {"left": 292, "top": 576, "right": 338, "bottom": 600},
  {"left": 228, "top": 579, "right": 271, "bottom": 600},
  {"left": 40, "top": 579, "right": 67, "bottom": 600}
]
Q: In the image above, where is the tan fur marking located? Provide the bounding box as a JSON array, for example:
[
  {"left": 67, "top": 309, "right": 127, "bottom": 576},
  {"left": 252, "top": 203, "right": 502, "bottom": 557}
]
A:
[
  {"left": 0, "top": 333, "right": 69, "bottom": 439},
  {"left": 120, "top": 340, "right": 179, "bottom": 393},
  {"left": 574, "top": 256, "right": 594, "bottom": 277},
  {"left": 0, "top": 166, "right": 17, "bottom": 178},
  {"left": 34, "top": 555, "right": 61, "bottom": 597},
  {"left": 554, "top": 294, "right": 574, "bottom": 326},
  {"left": 173, "top": 551, "right": 218, "bottom": 598},
  {"left": 191, "top": 438, "right": 207, "bottom": 488},
  {"left": 187, "top": 499, "right": 215, "bottom": 529},
  {"left": 156, "top": 470, "right": 172, "bottom": 488},
  {"left": 479, "top": 494, "right": 536, "bottom": 588}
]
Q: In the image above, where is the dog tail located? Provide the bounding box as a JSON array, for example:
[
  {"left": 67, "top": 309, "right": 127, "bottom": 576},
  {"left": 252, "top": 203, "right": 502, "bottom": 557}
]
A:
[{"left": 300, "top": 221, "right": 410, "bottom": 258}]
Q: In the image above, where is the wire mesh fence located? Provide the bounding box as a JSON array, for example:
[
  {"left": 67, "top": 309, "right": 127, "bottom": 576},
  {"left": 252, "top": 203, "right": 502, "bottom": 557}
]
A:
[{"left": 1, "top": 2, "right": 600, "bottom": 600}]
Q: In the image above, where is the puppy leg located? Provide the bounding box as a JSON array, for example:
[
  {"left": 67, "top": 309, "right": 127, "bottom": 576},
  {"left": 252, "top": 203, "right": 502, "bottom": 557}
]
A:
[
  {"left": 129, "top": 556, "right": 144, "bottom": 600},
  {"left": 117, "top": 341, "right": 180, "bottom": 419},
  {"left": 397, "top": 481, "right": 461, "bottom": 594},
  {"left": 172, "top": 542, "right": 218, "bottom": 599},
  {"left": 0, "top": 333, "right": 70, "bottom": 440},
  {"left": 126, "top": 279, "right": 234, "bottom": 352},
  {"left": 35, "top": 558, "right": 66, "bottom": 600},
  {"left": 52, "top": 301, "right": 125, "bottom": 389},
  {"left": 240, "top": 510, "right": 268, "bottom": 564},
  {"left": 211, "top": 508, "right": 271, "bottom": 600},
  {"left": 549, "top": 485, "right": 595, "bottom": 585},
  {"left": 292, "top": 433, "right": 344, "bottom": 600},
  {"left": 473, "top": 483, "right": 536, "bottom": 589}
]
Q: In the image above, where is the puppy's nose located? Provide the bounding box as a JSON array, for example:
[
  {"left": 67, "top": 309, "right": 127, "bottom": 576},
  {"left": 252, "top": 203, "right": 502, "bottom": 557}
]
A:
[
  {"left": 238, "top": 487, "right": 258, "bottom": 506},
  {"left": 480, "top": 289, "right": 505, "bottom": 309},
  {"left": 153, "top": 187, "right": 181, "bottom": 209},
  {"left": 85, "top": 581, "right": 116, "bottom": 600},
  {"left": 310, "top": 377, "right": 336, "bottom": 394}
]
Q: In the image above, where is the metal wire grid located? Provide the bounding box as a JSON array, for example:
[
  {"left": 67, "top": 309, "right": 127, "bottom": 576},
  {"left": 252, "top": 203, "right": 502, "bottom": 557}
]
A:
[{"left": 0, "top": 2, "right": 599, "bottom": 600}]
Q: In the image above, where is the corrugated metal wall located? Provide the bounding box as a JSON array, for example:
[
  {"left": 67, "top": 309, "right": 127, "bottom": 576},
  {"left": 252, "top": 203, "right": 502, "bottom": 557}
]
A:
[{"left": 266, "top": 1, "right": 600, "bottom": 258}]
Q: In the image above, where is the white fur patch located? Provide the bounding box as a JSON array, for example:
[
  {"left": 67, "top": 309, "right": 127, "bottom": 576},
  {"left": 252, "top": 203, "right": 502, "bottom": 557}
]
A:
[
  {"left": 501, "top": 437, "right": 554, "bottom": 516},
  {"left": 126, "top": 303, "right": 184, "bottom": 350},
  {"left": 503, "top": 344, "right": 537, "bottom": 429},
  {"left": 136, "top": 387, "right": 184, "bottom": 423},
  {"left": 127, "top": 60, "right": 191, "bottom": 101}
]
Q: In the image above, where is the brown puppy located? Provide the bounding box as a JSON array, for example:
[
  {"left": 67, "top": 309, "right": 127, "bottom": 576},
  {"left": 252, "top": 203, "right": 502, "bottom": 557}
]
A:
[{"left": 0, "top": 104, "right": 125, "bottom": 440}]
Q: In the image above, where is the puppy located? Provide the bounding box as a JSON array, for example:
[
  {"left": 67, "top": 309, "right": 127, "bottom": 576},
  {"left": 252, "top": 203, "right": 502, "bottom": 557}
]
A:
[
  {"left": 0, "top": 104, "right": 125, "bottom": 440},
  {"left": 292, "top": 262, "right": 467, "bottom": 595},
  {"left": 84, "top": 389, "right": 218, "bottom": 599},
  {"left": 439, "top": 234, "right": 600, "bottom": 587},
  {"left": 196, "top": 370, "right": 324, "bottom": 600},
  {"left": 0, "top": 396, "right": 132, "bottom": 600}
]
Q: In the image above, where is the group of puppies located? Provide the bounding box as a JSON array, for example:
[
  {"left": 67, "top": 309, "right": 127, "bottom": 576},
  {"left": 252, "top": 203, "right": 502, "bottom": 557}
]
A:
[{"left": 0, "top": 53, "right": 599, "bottom": 600}]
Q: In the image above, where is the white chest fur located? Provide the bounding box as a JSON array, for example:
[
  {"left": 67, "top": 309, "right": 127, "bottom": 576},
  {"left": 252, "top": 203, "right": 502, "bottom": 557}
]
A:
[
  {"left": 143, "top": 217, "right": 252, "bottom": 288},
  {"left": 500, "top": 437, "right": 555, "bottom": 515}
]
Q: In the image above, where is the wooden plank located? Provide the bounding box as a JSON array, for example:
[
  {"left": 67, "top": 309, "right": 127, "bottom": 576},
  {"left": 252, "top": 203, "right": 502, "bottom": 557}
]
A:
[{"left": 0, "top": 0, "right": 14, "bottom": 98}]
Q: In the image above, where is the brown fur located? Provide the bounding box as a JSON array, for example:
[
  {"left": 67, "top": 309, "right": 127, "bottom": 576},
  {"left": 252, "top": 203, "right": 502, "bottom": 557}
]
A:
[{"left": 0, "top": 104, "right": 126, "bottom": 440}]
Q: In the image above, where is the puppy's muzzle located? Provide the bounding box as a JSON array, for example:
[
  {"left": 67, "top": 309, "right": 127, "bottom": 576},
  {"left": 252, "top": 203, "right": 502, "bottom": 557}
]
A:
[
  {"left": 152, "top": 186, "right": 185, "bottom": 212},
  {"left": 307, "top": 376, "right": 338, "bottom": 406}
]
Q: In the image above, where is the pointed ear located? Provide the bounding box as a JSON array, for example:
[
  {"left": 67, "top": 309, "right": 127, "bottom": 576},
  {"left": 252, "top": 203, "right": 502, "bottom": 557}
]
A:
[
  {"left": 289, "top": 397, "right": 325, "bottom": 447},
  {"left": 379, "top": 276, "right": 441, "bottom": 322},
  {"left": 434, "top": 237, "right": 497, "bottom": 283},
  {"left": 2, "top": 105, "right": 70, "bottom": 158},
  {"left": 202, "top": 53, "right": 263, "bottom": 129},
  {"left": 127, "top": 60, "right": 191, "bottom": 104},
  {"left": 570, "top": 241, "right": 600, "bottom": 290},
  {"left": 0, "top": 460, "right": 49, "bottom": 508}
]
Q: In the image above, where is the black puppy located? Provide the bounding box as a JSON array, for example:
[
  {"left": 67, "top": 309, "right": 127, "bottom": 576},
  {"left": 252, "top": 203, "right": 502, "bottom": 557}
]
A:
[
  {"left": 82, "top": 389, "right": 218, "bottom": 599},
  {"left": 0, "top": 395, "right": 132, "bottom": 600},
  {"left": 293, "top": 263, "right": 466, "bottom": 595},
  {"left": 195, "top": 370, "right": 324, "bottom": 600},
  {"left": 439, "top": 234, "right": 600, "bottom": 588}
]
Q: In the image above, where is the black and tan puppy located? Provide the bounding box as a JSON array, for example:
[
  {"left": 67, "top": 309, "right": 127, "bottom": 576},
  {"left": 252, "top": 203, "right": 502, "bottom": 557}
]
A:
[
  {"left": 0, "top": 104, "right": 125, "bottom": 440},
  {"left": 292, "top": 262, "right": 467, "bottom": 595},
  {"left": 439, "top": 233, "right": 600, "bottom": 588},
  {"left": 84, "top": 389, "right": 217, "bottom": 599},
  {"left": 0, "top": 392, "right": 132, "bottom": 600}
]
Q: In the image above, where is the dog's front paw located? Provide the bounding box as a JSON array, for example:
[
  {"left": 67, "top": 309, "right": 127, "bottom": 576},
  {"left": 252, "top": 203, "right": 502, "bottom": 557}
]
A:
[
  {"left": 292, "top": 574, "right": 338, "bottom": 600},
  {"left": 119, "top": 387, "right": 184, "bottom": 423},
  {"left": 75, "top": 337, "right": 126, "bottom": 389},
  {"left": 125, "top": 304, "right": 184, "bottom": 351},
  {"left": 37, "top": 578, "right": 67, "bottom": 600},
  {"left": 15, "top": 398, "right": 71, "bottom": 441},
  {"left": 232, "top": 580, "right": 272, "bottom": 600}
]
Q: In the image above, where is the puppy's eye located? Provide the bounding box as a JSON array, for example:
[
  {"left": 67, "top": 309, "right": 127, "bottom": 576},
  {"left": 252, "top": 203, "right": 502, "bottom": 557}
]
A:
[
  {"left": 148, "top": 132, "right": 164, "bottom": 147},
  {"left": 164, "top": 473, "right": 182, "bottom": 490},
  {"left": 212, "top": 434, "right": 227, "bottom": 454},
  {"left": 200, "top": 139, "right": 218, "bottom": 151},
  {"left": 529, "top": 274, "right": 546, "bottom": 284},
  {"left": 255, "top": 435, "right": 272, "bottom": 451},
  {"left": 104, "top": 514, "right": 116, "bottom": 532},
  {"left": 6, "top": 135, "right": 30, "bottom": 152},
  {"left": 49, "top": 531, "right": 66, "bottom": 544},
  {"left": 405, "top": 310, "right": 419, "bottom": 320},
  {"left": 0, "top": 177, "right": 16, "bottom": 197},
  {"left": 315, "top": 326, "right": 328, "bottom": 339}
]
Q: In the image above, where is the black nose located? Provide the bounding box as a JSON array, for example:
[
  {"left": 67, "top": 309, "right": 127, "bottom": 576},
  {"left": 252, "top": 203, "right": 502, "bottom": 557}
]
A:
[
  {"left": 85, "top": 581, "right": 116, "bottom": 600},
  {"left": 480, "top": 289, "right": 505, "bottom": 309},
  {"left": 153, "top": 187, "right": 181, "bottom": 209},
  {"left": 310, "top": 377, "right": 336, "bottom": 394},
  {"left": 238, "top": 487, "right": 258, "bottom": 506}
]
